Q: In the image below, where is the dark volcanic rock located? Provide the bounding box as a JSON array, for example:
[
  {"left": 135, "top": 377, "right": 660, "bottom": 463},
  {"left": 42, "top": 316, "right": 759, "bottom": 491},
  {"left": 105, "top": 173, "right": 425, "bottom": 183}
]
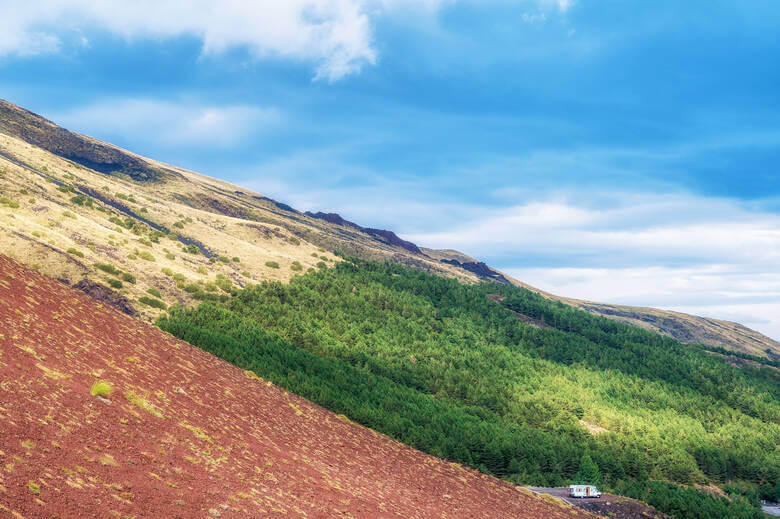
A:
[
  {"left": 73, "top": 279, "right": 137, "bottom": 316},
  {"left": 306, "top": 211, "right": 423, "bottom": 254},
  {"left": 441, "top": 259, "right": 511, "bottom": 284},
  {"left": 0, "top": 99, "right": 169, "bottom": 182}
]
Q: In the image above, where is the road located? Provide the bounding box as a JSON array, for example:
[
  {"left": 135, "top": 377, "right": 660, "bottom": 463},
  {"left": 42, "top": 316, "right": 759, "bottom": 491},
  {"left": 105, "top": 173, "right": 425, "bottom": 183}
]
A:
[{"left": 764, "top": 505, "right": 780, "bottom": 517}]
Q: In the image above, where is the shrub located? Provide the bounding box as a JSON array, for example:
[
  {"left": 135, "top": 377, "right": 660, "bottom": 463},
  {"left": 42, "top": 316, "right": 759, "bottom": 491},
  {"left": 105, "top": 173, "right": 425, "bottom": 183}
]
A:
[
  {"left": 241, "top": 271, "right": 251, "bottom": 277},
  {"left": 108, "top": 279, "right": 123, "bottom": 289},
  {"left": 197, "top": 266, "right": 208, "bottom": 275},
  {"left": 288, "top": 237, "right": 301, "bottom": 246},
  {"left": 139, "top": 296, "right": 167, "bottom": 310},
  {"left": 165, "top": 253, "right": 176, "bottom": 260},
  {"left": 121, "top": 272, "right": 136, "bottom": 284},
  {"left": 146, "top": 287, "right": 162, "bottom": 298},
  {"left": 162, "top": 267, "right": 174, "bottom": 277},
  {"left": 62, "top": 210, "right": 76, "bottom": 218},
  {"left": 265, "top": 261, "right": 279, "bottom": 269},
  {"left": 139, "top": 238, "right": 153, "bottom": 247},
  {"left": 312, "top": 253, "right": 319, "bottom": 258},
  {"left": 1, "top": 196, "right": 21, "bottom": 208},
  {"left": 317, "top": 261, "right": 327, "bottom": 270},
  {"left": 185, "top": 244, "right": 199, "bottom": 255},
  {"left": 217, "top": 256, "right": 230, "bottom": 264},
  {"left": 173, "top": 273, "right": 186, "bottom": 282},
  {"left": 67, "top": 247, "right": 84, "bottom": 258},
  {"left": 95, "top": 263, "right": 119, "bottom": 275},
  {"left": 290, "top": 261, "right": 303, "bottom": 272},
  {"left": 90, "top": 380, "right": 113, "bottom": 397},
  {"left": 138, "top": 251, "right": 155, "bottom": 262},
  {"left": 232, "top": 257, "right": 240, "bottom": 263}
]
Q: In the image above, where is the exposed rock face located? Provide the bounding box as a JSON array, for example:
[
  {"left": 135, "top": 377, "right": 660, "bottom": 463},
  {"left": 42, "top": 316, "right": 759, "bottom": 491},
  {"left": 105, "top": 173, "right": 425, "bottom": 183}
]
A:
[
  {"left": 72, "top": 279, "right": 137, "bottom": 316},
  {"left": 306, "top": 211, "right": 423, "bottom": 254},
  {"left": 441, "top": 259, "right": 512, "bottom": 284}
]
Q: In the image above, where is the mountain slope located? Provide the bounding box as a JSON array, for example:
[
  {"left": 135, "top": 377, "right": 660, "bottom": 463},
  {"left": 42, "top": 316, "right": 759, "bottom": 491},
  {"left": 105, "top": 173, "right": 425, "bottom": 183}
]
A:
[
  {"left": 0, "top": 253, "right": 591, "bottom": 519},
  {"left": 0, "top": 98, "right": 777, "bottom": 359}
]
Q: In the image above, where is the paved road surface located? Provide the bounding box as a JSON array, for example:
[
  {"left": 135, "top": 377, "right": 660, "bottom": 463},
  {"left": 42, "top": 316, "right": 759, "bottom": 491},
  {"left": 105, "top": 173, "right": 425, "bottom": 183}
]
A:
[{"left": 764, "top": 505, "right": 780, "bottom": 517}]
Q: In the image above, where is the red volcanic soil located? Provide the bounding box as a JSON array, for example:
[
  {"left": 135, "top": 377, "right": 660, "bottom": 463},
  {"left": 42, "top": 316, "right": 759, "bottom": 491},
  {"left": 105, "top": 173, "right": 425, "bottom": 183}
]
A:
[{"left": 0, "top": 255, "right": 592, "bottom": 519}]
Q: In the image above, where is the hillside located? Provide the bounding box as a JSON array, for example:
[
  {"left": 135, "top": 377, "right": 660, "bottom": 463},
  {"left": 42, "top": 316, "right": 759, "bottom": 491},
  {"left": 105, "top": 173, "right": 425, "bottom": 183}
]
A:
[
  {"left": 0, "top": 253, "right": 593, "bottom": 519},
  {"left": 0, "top": 97, "right": 777, "bottom": 358}
]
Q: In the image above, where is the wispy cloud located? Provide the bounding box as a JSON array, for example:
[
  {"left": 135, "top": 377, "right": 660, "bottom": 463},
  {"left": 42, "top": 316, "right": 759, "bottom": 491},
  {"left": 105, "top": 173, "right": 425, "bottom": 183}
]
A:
[{"left": 51, "top": 99, "right": 281, "bottom": 149}]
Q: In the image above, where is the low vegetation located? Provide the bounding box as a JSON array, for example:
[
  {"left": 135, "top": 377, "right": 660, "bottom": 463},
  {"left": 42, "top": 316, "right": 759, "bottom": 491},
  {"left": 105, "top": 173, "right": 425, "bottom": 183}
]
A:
[{"left": 90, "top": 380, "right": 113, "bottom": 397}]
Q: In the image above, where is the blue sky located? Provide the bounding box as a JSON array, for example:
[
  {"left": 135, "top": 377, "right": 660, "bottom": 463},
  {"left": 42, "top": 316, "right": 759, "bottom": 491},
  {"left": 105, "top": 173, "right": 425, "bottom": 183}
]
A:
[{"left": 1, "top": 0, "right": 779, "bottom": 340}]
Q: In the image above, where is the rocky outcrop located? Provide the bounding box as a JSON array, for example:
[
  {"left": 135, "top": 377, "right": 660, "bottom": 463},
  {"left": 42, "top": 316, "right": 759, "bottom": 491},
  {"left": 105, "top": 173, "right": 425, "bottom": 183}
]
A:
[
  {"left": 72, "top": 279, "right": 137, "bottom": 316},
  {"left": 306, "top": 211, "right": 423, "bottom": 254}
]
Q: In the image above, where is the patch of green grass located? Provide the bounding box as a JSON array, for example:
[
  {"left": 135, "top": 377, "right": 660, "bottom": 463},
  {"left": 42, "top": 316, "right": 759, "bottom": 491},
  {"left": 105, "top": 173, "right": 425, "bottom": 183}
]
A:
[
  {"left": 139, "top": 296, "right": 167, "bottom": 310},
  {"left": 0, "top": 197, "right": 20, "bottom": 209},
  {"left": 121, "top": 272, "right": 136, "bottom": 284},
  {"left": 288, "top": 237, "right": 301, "bottom": 246},
  {"left": 218, "top": 255, "right": 230, "bottom": 264},
  {"left": 90, "top": 380, "right": 113, "bottom": 397},
  {"left": 28, "top": 481, "right": 41, "bottom": 494},
  {"left": 162, "top": 267, "right": 174, "bottom": 276},
  {"left": 146, "top": 287, "right": 162, "bottom": 298},
  {"left": 197, "top": 266, "right": 208, "bottom": 275},
  {"left": 95, "top": 263, "right": 120, "bottom": 275},
  {"left": 62, "top": 211, "right": 76, "bottom": 218},
  {"left": 124, "top": 391, "right": 163, "bottom": 417},
  {"left": 265, "top": 261, "right": 279, "bottom": 269},
  {"left": 290, "top": 261, "right": 303, "bottom": 272},
  {"left": 232, "top": 256, "right": 241, "bottom": 263},
  {"left": 316, "top": 261, "right": 327, "bottom": 270},
  {"left": 138, "top": 251, "right": 155, "bottom": 262},
  {"left": 67, "top": 247, "right": 85, "bottom": 258},
  {"left": 108, "top": 279, "right": 123, "bottom": 289},
  {"left": 241, "top": 271, "right": 251, "bottom": 278},
  {"left": 165, "top": 253, "right": 176, "bottom": 260}
]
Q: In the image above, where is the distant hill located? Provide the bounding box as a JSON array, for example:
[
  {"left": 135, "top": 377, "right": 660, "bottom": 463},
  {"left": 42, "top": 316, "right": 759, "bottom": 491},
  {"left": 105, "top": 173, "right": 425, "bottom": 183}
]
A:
[
  {"left": 0, "top": 253, "right": 592, "bottom": 519},
  {"left": 0, "top": 98, "right": 777, "bottom": 359}
]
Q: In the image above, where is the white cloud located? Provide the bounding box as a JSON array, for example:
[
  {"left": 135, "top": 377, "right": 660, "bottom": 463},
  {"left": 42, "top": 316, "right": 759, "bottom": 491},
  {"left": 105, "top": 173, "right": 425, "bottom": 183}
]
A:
[
  {"left": 0, "top": 0, "right": 577, "bottom": 79},
  {"left": 0, "top": 0, "right": 386, "bottom": 80},
  {"left": 51, "top": 99, "right": 281, "bottom": 148}
]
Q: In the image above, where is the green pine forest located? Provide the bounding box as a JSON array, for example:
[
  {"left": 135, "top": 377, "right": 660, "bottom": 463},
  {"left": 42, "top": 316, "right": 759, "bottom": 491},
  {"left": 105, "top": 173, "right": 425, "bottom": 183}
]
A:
[{"left": 157, "top": 257, "right": 779, "bottom": 519}]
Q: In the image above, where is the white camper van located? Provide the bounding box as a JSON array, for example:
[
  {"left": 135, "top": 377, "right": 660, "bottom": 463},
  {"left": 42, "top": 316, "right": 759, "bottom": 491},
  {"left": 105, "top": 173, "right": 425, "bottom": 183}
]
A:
[{"left": 569, "top": 485, "right": 601, "bottom": 498}]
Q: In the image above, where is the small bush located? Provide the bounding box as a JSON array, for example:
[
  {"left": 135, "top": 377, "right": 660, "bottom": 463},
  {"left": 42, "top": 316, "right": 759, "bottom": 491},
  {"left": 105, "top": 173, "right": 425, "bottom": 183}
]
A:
[
  {"left": 139, "top": 238, "right": 153, "bottom": 247},
  {"left": 108, "top": 279, "right": 123, "bottom": 289},
  {"left": 288, "top": 237, "right": 301, "bottom": 246},
  {"left": 217, "top": 255, "right": 230, "bottom": 264},
  {"left": 146, "top": 287, "right": 162, "bottom": 298},
  {"left": 165, "top": 253, "right": 175, "bottom": 260},
  {"left": 265, "top": 261, "right": 279, "bottom": 269},
  {"left": 66, "top": 247, "right": 84, "bottom": 258},
  {"left": 317, "top": 261, "right": 327, "bottom": 270},
  {"left": 241, "top": 271, "right": 251, "bottom": 277},
  {"left": 185, "top": 244, "right": 199, "bottom": 255},
  {"left": 121, "top": 272, "right": 136, "bottom": 284},
  {"left": 62, "top": 210, "right": 76, "bottom": 218},
  {"left": 232, "top": 256, "right": 240, "bottom": 263},
  {"left": 197, "top": 266, "right": 208, "bottom": 275},
  {"left": 173, "top": 273, "right": 186, "bottom": 282},
  {"left": 290, "top": 261, "right": 303, "bottom": 272},
  {"left": 161, "top": 267, "right": 174, "bottom": 277},
  {"left": 28, "top": 481, "right": 41, "bottom": 494},
  {"left": 95, "top": 263, "right": 119, "bottom": 275},
  {"left": 138, "top": 251, "right": 155, "bottom": 262},
  {"left": 90, "top": 380, "right": 113, "bottom": 397},
  {"left": 0, "top": 197, "right": 20, "bottom": 208},
  {"left": 139, "top": 296, "right": 167, "bottom": 310}
]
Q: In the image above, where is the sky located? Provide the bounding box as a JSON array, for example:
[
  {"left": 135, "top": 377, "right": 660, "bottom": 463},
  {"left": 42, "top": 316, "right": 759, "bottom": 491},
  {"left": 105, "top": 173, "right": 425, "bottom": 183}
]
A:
[{"left": 1, "top": 0, "right": 779, "bottom": 340}]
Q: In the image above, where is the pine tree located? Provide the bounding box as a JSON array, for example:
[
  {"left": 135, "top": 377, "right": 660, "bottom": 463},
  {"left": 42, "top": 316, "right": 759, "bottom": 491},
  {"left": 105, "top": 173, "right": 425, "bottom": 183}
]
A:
[{"left": 575, "top": 452, "right": 602, "bottom": 485}]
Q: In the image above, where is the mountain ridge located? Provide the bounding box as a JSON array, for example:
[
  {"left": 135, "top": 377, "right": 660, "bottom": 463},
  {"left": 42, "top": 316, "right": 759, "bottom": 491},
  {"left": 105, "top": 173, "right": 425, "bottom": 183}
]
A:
[{"left": 0, "top": 98, "right": 776, "bottom": 359}]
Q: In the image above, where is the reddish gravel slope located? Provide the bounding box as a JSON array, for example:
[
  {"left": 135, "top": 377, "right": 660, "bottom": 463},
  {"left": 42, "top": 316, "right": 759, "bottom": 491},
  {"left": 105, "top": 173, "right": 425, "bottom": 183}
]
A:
[{"left": 0, "top": 254, "right": 592, "bottom": 519}]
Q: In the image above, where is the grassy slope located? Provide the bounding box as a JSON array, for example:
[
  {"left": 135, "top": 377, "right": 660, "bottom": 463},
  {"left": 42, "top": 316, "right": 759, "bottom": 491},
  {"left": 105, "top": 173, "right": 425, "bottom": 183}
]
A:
[{"left": 0, "top": 97, "right": 777, "bottom": 356}]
